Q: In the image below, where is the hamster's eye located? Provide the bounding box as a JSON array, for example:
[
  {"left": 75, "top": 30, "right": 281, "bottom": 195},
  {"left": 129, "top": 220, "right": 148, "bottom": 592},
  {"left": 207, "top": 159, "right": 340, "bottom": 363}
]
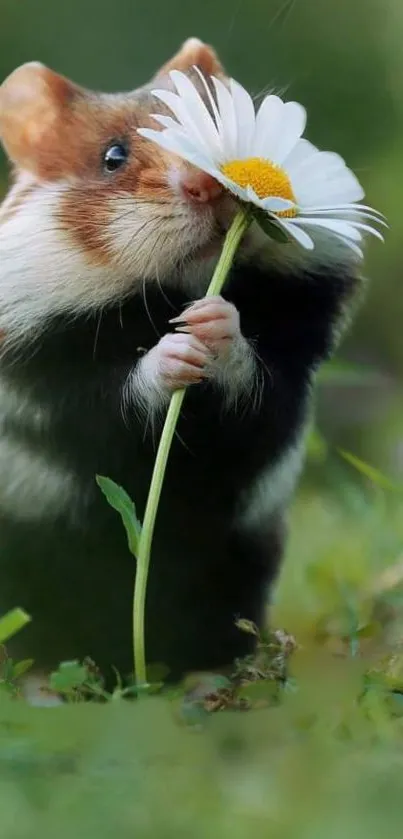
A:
[{"left": 103, "top": 144, "right": 128, "bottom": 173}]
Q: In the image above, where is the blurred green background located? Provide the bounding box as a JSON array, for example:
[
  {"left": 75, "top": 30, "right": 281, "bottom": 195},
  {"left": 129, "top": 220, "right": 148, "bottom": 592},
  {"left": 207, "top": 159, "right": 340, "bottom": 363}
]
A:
[{"left": 1, "top": 0, "right": 402, "bottom": 475}]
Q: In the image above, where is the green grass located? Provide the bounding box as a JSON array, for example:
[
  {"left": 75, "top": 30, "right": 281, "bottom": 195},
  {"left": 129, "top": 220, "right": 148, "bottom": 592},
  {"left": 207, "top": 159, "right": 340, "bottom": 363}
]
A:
[{"left": 2, "top": 461, "right": 403, "bottom": 836}]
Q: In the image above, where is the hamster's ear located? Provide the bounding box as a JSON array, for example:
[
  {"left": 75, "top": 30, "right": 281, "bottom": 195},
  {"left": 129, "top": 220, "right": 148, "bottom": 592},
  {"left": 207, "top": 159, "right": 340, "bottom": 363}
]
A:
[
  {"left": 153, "top": 38, "right": 226, "bottom": 80},
  {"left": 0, "top": 62, "right": 81, "bottom": 177}
]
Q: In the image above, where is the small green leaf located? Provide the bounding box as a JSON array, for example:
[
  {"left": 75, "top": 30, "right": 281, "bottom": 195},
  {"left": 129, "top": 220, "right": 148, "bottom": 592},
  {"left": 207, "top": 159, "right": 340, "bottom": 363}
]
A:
[
  {"left": 0, "top": 608, "right": 31, "bottom": 644},
  {"left": 252, "top": 209, "right": 291, "bottom": 244},
  {"left": 12, "top": 659, "right": 34, "bottom": 679},
  {"left": 96, "top": 475, "right": 142, "bottom": 557},
  {"left": 49, "top": 660, "right": 88, "bottom": 693},
  {"left": 338, "top": 450, "right": 403, "bottom": 493}
]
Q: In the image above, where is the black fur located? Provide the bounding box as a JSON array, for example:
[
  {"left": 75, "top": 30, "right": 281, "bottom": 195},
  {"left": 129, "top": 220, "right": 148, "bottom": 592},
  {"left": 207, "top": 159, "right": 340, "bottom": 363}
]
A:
[{"left": 0, "top": 257, "right": 358, "bottom": 683}]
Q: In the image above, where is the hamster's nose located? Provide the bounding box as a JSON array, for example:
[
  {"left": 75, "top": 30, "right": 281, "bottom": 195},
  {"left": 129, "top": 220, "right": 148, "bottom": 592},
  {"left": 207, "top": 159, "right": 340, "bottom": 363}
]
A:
[{"left": 181, "top": 170, "right": 223, "bottom": 204}]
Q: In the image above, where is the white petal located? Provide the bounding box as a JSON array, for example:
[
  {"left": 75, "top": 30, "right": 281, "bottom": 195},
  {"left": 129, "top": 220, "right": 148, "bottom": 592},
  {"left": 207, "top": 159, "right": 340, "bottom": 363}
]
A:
[
  {"left": 216, "top": 176, "right": 249, "bottom": 200},
  {"left": 245, "top": 185, "right": 262, "bottom": 204},
  {"left": 242, "top": 187, "right": 296, "bottom": 214},
  {"left": 229, "top": 78, "right": 256, "bottom": 157},
  {"left": 253, "top": 95, "right": 284, "bottom": 158},
  {"left": 301, "top": 202, "right": 386, "bottom": 218},
  {"left": 242, "top": 183, "right": 297, "bottom": 215},
  {"left": 151, "top": 114, "right": 181, "bottom": 130},
  {"left": 137, "top": 126, "right": 178, "bottom": 149},
  {"left": 294, "top": 160, "right": 348, "bottom": 198},
  {"left": 292, "top": 149, "right": 345, "bottom": 177},
  {"left": 192, "top": 67, "right": 222, "bottom": 129},
  {"left": 290, "top": 152, "right": 365, "bottom": 206},
  {"left": 260, "top": 196, "right": 296, "bottom": 212},
  {"left": 296, "top": 207, "right": 387, "bottom": 227},
  {"left": 169, "top": 71, "right": 225, "bottom": 157},
  {"left": 149, "top": 93, "right": 207, "bottom": 154},
  {"left": 242, "top": 186, "right": 276, "bottom": 212},
  {"left": 282, "top": 139, "right": 318, "bottom": 173},
  {"left": 325, "top": 173, "right": 365, "bottom": 206},
  {"left": 151, "top": 88, "right": 191, "bottom": 127},
  {"left": 289, "top": 150, "right": 344, "bottom": 187},
  {"left": 137, "top": 127, "right": 216, "bottom": 171},
  {"left": 152, "top": 90, "right": 204, "bottom": 136},
  {"left": 296, "top": 174, "right": 365, "bottom": 208},
  {"left": 253, "top": 97, "right": 306, "bottom": 164},
  {"left": 151, "top": 86, "right": 221, "bottom": 159},
  {"left": 280, "top": 219, "right": 315, "bottom": 249},
  {"left": 212, "top": 76, "right": 238, "bottom": 159},
  {"left": 142, "top": 121, "right": 221, "bottom": 173},
  {"left": 275, "top": 102, "right": 307, "bottom": 164},
  {"left": 342, "top": 220, "right": 384, "bottom": 241},
  {"left": 332, "top": 235, "right": 364, "bottom": 260},
  {"left": 292, "top": 217, "right": 363, "bottom": 241}
]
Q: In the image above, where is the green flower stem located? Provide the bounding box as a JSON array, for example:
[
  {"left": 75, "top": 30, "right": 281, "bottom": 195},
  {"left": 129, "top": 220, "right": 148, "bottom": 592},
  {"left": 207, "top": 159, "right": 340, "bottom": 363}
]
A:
[{"left": 133, "top": 207, "right": 252, "bottom": 688}]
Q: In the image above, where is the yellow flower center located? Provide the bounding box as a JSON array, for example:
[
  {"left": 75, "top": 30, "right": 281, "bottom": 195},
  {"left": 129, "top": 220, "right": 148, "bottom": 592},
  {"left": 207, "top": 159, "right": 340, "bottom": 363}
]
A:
[{"left": 221, "top": 157, "right": 297, "bottom": 217}]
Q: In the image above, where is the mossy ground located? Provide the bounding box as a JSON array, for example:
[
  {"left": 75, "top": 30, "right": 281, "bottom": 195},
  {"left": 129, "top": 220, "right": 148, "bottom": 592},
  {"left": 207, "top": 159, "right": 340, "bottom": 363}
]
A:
[{"left": 2, "top": 459, "right": 403, "bottom": 837}]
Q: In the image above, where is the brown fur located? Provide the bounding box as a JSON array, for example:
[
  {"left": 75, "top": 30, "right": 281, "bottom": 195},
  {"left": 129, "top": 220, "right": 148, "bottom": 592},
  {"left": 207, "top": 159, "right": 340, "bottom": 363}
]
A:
[
  {"left": 0, "top": 40, "right": 224, "bottom": 269},
  {"left": 56, "top": 102, "right": 173, "bottom": 265},
  {"left": 154, "top": 37, "right": 225, "bottom": 80}
]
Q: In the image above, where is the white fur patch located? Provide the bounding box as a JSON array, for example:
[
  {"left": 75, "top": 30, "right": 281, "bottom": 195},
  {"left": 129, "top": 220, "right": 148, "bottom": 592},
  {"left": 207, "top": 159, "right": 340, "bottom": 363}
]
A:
[
  {"left": 106, "top": 191, "right": 217, "bottom": 294},
  {"left": 107, "top": 194, "right": 205, "bottom": 278},
  {"left": 0, "top": 377, "right": 50, "bottom": 433},
  {"left": 122, "top": 352, "right": 171, "bottom": 425},
  {"left": 0, "top": 435, "right": 78, "bottom": 522},
  {"left": 0, "top": 183, "right": 122, "bottom": 346},
  {"left": 208, "top": 335, "right": 260, "bottom": 411},
  {"left": 238, "top": 433, "right": 306, "bottom": 528}
]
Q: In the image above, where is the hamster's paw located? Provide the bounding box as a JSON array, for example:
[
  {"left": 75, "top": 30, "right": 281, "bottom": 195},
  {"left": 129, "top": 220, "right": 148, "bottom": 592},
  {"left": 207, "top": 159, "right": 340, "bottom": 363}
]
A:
[
  {"left": 170, "top": 296, "right": 241, "bottom": 361},
  {"left": 144, "top": 332, "right": 211, "bottom": 390}
]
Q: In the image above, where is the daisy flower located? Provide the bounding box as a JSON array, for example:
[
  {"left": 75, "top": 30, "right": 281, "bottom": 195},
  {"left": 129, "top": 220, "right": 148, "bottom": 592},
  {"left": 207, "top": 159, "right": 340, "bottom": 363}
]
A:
[{"left": 138, "top": 69, "right": 385, "bottom": 255}]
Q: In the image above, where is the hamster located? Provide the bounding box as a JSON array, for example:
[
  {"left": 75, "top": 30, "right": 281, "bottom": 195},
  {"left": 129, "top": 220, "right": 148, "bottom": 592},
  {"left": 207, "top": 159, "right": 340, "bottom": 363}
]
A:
[{"left": 0, "top": 38, "right": 362, "bottom": 688}]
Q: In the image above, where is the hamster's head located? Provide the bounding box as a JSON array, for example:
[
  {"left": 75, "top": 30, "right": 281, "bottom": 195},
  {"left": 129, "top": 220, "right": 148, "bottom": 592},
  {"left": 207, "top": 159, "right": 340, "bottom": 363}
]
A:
[{"left": 0, "top": 39, "right": 254, "bottom": 342}]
